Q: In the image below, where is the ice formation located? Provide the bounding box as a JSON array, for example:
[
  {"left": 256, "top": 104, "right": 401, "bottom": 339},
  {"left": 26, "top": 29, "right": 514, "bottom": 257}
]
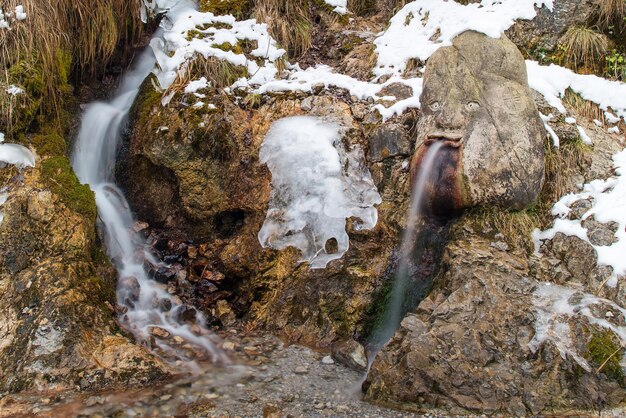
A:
[
  {"left": 530, "top": 283, "right": 626, "bottom": 371},
  {"left": 534, "top": 149, "right": 626, "bottom": 287},
  {"left": 258, "top": 116, "right": 381, "bottom": 269},
  {"left": 0, "top": 134, "right": 35, "bottom": 169}
]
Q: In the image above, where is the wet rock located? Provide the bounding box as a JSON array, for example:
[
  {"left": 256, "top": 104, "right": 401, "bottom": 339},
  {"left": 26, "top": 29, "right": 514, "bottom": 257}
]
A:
[
  {"left": 411, "top": 31, "right": 544, "bottom": 213},
  {"left": 149, "top": 326, "right": 171, "bottom": 339},
  {"left": 365, "top": 221, "right": 625, "bottom": 414},
  {"left": 0, "top": 165, "right": 168, "bottom": 393},
  {"left": 367, "top": 124, "right": 411, "bottom": 162},
  {"left": 215, "top": 300, "right": 236, "bottom": 327},
  {"left": 582, "top": 218, "right": 619, "bottom": 246},
  {"left": 177, "top": 305, "right": 197, "bottom": 323},
  {"left": 154, "top": 267, "right": 176, "bottom": 284},
  {"left": 331, "top": 340, "right": 368, "bottom": 372}
]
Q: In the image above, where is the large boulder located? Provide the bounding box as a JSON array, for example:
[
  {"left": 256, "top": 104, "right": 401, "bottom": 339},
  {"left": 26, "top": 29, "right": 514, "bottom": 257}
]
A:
[
  {"left": 0, "top": 161, "right": 167, "bottom": 393},
  {"left": 122, "top": 85, "right": 415, "bottom": 347},
  {"left": 364, "top": 219, "right": 626, "bottom": 415},
  {"left": 410, "top": 31, "right": 545, "bottom": 214}
]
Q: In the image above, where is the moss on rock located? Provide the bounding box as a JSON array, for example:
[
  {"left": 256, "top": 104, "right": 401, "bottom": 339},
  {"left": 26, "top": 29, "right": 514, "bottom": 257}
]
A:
[
  {"left": 586, "top": 329, "right": 625, "bottom": 385},
  {"left": 41, "top": 156, "right": 97, "bottom": 220}
]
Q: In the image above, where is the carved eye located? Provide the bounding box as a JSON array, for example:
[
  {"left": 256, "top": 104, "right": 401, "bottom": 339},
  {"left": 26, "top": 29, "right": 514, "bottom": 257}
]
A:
[
  {"left": 466, "top": 101, "right": 480, "bottom": 111},
  {"left": 429, "top": 101, "right": 441, "bottom": 111}
]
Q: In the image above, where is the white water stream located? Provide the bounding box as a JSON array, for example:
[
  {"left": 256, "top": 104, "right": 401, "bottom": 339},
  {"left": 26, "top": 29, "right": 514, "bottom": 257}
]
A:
[
  {"left": 366, "top": 141, "right": 444, "bottom": 362},
  {"left": 72, "top": 2, "right": 227, "bottom": 367}
]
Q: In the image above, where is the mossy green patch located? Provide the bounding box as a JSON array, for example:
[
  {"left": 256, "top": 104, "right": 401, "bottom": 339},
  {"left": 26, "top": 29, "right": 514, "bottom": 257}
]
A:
[
  {"left": 31, "top": 133, "right": 67, "bottom": 157},
  {"left": 199, "top": 0, "right": 253, "bottom": 19},
  {"left": 586, "top": 329, "right": 625, "bottom": 385},
  {"left": 41, "top": 156, "right": 97, "bottom": 220}
]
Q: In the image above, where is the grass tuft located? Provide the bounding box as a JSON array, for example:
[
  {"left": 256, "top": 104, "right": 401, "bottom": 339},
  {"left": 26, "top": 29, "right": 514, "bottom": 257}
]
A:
[
  {"left": 595, "top": 0, "right": 626, "bottom": 34},
  {"left": 558, "top": 26, "right": 609, "bottom": 73}
]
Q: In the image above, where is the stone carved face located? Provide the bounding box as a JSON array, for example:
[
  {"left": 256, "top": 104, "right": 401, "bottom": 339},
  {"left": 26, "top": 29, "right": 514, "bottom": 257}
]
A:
[{"left": 410, "top": 31, "right": 545, "bottom": 215}]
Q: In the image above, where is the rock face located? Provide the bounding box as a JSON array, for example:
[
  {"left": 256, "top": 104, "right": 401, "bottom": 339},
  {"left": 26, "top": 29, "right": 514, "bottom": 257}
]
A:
[
  {"left": 0, "top": 163, "right": 167, "bottom": 393},
  {"left": 122, "top": 86, "right": 415, "bottom": 347},
  {"left": 411, "top": 31, "right": 545, "bottom": 214},
  {"left": 364, "top": 219, "right": 626, "bottom": 415}
]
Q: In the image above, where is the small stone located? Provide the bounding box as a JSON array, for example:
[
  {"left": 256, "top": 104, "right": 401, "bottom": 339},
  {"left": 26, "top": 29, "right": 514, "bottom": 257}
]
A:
[
  {"left": 205, "top": 393, "right": 219, "bottom": 400},
  {"left": 132, "top": 221, "right": 149, "bottom": 232},
  {"left": 187, "top": 246, "right": 198, "bottom": 259},
  {"left": 222, "top": 341, "right": 236, "bottom": 351},
  {"left": 321, "top": 355, "right": 334, "bottom": 365},
  {"left": 294, "top": 366, "right": 308, "bottom": 375},
  {"left": 606, "top": 311, "right": 615, "bottom": 318},
  {"left": 149, "top": 327, "right": 170, "bottom": 339},
  {"left": 243, "top": 346, "right": 261, "bottom": 356},
  {"left": 160, "top": 394, "right": 172, "bottom": 401},
  {"left": 490, "top": 241, "right": 509, "bottom": 252}
]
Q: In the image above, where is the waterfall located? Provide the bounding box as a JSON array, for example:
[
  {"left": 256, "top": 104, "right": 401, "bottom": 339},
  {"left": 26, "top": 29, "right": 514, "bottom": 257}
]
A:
[
  {"left": 71, "top": 11, "right": 227, "bottom": 366},
  {"left": 366, "top": 141, "right": 445, "bottom": 361}
]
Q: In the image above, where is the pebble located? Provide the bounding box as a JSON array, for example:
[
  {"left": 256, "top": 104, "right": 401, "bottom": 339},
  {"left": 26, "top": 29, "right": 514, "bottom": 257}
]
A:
[
  {"left": 222, "top": 341, "right": 236, "bottom": 351},
  {"left": 294, "top": 366, "right": 308, "bottom": 375},
  {"left": 321, "top": 355, "right": 334, "bottom": 365}
]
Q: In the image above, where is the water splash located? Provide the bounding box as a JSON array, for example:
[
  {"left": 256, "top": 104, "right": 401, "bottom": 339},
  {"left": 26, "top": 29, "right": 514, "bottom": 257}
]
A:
[
  {"left": 72, "top": 18, "right": 227, "bottom": 366},
  {"left": 366, "top": 141, "right": 445, "bottom": 361}
]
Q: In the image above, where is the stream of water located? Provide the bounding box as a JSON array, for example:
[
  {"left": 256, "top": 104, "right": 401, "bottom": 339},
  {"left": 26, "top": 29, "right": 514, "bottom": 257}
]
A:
[
  {"left": 366, "top": 141, "right": 445, "bottom": 362},
  {"left": 71, "top": 6, "right": 227, "bottom": 367}
]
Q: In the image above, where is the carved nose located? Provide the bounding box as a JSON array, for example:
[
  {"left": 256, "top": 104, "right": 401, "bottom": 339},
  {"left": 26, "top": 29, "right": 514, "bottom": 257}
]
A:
[{"left": 436, "top": 106, "right": 465, "bottom": 130}]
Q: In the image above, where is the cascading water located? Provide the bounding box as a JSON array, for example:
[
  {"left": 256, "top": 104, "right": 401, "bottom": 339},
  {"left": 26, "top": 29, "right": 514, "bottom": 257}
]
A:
[
  {"left": 366, "top": 141, "right": 445, "bottom": 362},
  {"left": 72, "top": 3, "right": 227, "bottom": 367}
]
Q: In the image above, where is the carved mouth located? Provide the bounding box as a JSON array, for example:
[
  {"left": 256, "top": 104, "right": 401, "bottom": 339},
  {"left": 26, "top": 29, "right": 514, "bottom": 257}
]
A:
[{"left": 424, "top": 133, "right": 464, "bottom": 148}]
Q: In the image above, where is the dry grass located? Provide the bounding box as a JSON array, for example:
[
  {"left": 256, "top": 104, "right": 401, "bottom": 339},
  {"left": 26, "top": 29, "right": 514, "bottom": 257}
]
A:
[
  {"left": 348, "top": 0, "right": 377, "bottom": 16},
  {"left": 0, "top": 0, "right": 143, "bottom": 135},
  {"left": 559, "top": 26, "right": 609, "bottom": 73},
  {"left": 596, "top": 0, "right": 626, "bottom": 33},
  {"left": 253, "top": 0, "right": 313, "bottom": 58}
]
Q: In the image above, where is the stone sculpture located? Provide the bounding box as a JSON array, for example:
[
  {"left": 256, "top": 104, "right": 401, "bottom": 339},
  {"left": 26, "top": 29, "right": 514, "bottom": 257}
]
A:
[{"left": 410, "top": 31, "right": 545, "bottom": 215}]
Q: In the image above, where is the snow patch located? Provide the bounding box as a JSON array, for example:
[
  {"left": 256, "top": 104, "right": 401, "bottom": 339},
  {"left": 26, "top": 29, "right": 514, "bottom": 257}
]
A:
[
  {"left": 0, "top": 134, "right": 35, "bottom": 169},
  {"left": 258, "top": 116, "right": 381, "bottom": 269},
  {"left": 530, "top": 283, "right": 626, "bottom": 371},
  {"left": 324, "top": 0, "right": 347, "bottom": 14},
  {"left": 373, "top": 0, "right": 553, "bottom": 78},
  {"left": 534, "top": 149, "right": 626, "bottom": 287}
]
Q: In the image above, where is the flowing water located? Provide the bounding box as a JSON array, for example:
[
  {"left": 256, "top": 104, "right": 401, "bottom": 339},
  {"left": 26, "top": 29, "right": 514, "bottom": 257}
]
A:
[
  {"left": 366, "top": 141, "right": 445, "bottom": 362},
  {"left": 71, "top": 13, "right": 227, "bottom": 367}
]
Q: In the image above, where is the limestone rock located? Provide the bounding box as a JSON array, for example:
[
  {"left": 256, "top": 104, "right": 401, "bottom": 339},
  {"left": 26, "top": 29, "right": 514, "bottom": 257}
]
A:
[
  {"left": 0, "top": 163, "right": 168, "bottom": 393},
  {"left": 331, "top": 339, "right": 368, "bottom": 371},
  {"left": 410, "top": 31, "right": 545, "bottom": 214},
  {"left": 364, "top": 222, "right": 625, "bottom": 415}
]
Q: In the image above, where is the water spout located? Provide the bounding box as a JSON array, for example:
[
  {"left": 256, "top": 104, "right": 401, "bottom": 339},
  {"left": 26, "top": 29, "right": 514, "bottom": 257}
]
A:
[{"left": 366, "top": 141, "right": 445, "bottom": 362}]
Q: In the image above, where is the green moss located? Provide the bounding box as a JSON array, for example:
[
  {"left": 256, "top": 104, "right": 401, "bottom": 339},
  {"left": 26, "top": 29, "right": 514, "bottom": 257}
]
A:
[
  {"left": 41, "top": 156, "right": 97, "bottom": 220},
  {"left": 199, "top": 0, "right": 253, "bottom": 19},
  {"left": 339, "top": 35, "right": 364, "bottom": 56},
  {"left": 586, "top": 329, "right": 625, "bottom": 385},
  {"left": 31, "top": 133, "right": 67, "bottom": 156},
  {"left": 213, "top": 41, "right": 244, "bottom": 54}
]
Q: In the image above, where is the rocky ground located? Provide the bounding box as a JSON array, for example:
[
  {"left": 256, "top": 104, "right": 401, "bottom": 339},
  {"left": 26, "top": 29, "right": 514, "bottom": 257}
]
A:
[{"left": 0, "top": 329, "right": 442, "bottom": 418}]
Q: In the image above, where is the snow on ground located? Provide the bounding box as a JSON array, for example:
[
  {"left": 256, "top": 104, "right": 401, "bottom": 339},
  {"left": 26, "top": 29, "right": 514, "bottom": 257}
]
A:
[
  {"left": 534, "top": 149, "right": 626, "bottom": 287},
  {"left": 531, "top": 283, "right": 626, "bottom": 371},
  {"left": 258, "top": 116, "right": 381, "bottom": 269},
  {"left": 373, "top": 0, "right": 553, "bottom": 78},
  {"left": 1, "top": 5, "right": 27, "bottom": 29},
  {"left": 323, "top": 0, "right": 347, "bottom": 15}
]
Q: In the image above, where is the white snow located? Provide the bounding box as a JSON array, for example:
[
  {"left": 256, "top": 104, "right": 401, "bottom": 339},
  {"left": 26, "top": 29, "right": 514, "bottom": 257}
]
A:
[
  {"left": 184, "top": 77, "right": 209, "bottom": 94},
  {"left": 565, "top": 117, "right": 576, "bottom": 124},
  {"left": 150, "top": 7, "right": 286, "bottom": 103},
  {"left": 323, "top": 0, "right": 347, "bottom": 14},
  {"left": 373, "top": 0, "right": 553, "bottom": 78},
  {"left": 534, "top": 149, "right": 626, "bottom": 287},
  {"left": 15, "top": 5, "right": 26, "bottom": 21},
  {"left": 0, "top": 192, "right": 7, "bottom": 227},
  {"left": 540, "top": 113, "right": 560, "bottom": 147},
  {"left": 6, "top": 85, "right": 24, "bottom": 95},
  {"left": 530, "top": 283, "right": 626, "bottom": 371},
  {"left": 577, "top": 125, "right": 592, "bottom": 145},
  {"left": 258, "top": 116, "right": 381, "bottom": 269},
  {"left": 609, "top": 126, "right": 621, "bottom": 134}
]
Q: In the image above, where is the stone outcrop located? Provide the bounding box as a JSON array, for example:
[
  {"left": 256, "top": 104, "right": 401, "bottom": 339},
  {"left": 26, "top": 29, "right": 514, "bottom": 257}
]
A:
[
  {"left": 0, "top": 162, "right": 168, "bottom": 393},
  {"left": 364, "top": 218, "right": 626, "bottom": 415},
  {"left": 122, "top": 85, "right": 416, "bottom": 348},
  {"left": 411, "top": 31, "right": 545, "bottom": 214}
]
